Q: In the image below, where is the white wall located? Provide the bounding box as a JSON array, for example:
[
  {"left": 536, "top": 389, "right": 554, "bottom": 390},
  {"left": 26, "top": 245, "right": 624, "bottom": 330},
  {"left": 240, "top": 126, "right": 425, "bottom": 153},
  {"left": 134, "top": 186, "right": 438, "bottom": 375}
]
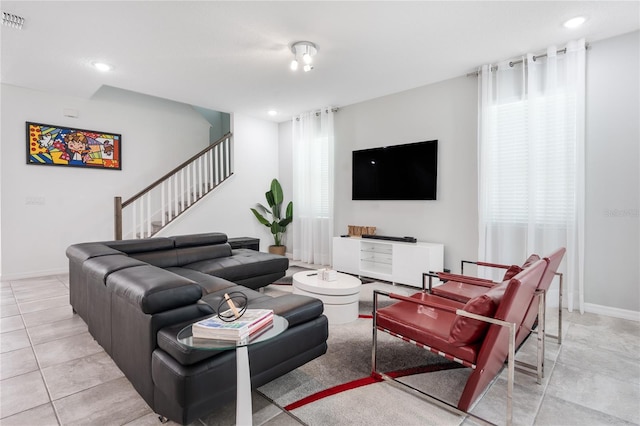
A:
[
  {"left": 278, "top": 119, "right": 294, "bottom": 251},
  {"left": 162, "top": 113, "right": 280, "bottom": 251},
  {"left": 279, "top": 76, "right": 478, "bottom": 272},
  {"left": 584, "top": 31, "right": 639, "bottom": 314},
  {"left": 331, "top": 76, "right": 478, "bottom": 273},
  {"left": 0, "top": 85, "right": 278, "bottom": 278}
]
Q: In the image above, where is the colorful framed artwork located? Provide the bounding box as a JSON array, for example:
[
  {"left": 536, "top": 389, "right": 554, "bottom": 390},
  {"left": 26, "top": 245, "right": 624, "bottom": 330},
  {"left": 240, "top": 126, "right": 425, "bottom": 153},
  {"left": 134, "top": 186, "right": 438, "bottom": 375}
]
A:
[{"left": 26, "top": 122, "right": 121, "bottom": 170}]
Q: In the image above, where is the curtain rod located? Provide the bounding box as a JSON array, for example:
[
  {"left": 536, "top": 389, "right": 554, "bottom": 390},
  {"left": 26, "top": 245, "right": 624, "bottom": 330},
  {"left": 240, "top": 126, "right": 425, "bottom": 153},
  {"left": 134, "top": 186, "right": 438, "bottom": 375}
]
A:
[
  {"left": 315, "top": 107, "right": 339, "bottom": 116},
  {"left": 295, "top": 107, "right": 339, "bottom": 120},
  {"left": 466, "top": 44, "right": 588, "bottom": 77}
]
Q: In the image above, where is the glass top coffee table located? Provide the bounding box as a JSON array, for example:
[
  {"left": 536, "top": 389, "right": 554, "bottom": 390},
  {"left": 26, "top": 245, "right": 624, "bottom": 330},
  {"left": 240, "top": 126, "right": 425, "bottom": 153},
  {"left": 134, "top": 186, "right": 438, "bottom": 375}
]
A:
[{"left": 177, "top": 315, "right": 288, "bottom": 426}]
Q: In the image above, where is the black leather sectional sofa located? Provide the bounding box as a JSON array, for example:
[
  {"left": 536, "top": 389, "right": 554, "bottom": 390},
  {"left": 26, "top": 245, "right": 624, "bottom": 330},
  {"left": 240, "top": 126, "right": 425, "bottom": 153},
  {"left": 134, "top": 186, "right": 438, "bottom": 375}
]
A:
[{"left": 66, "top": 232, "right": 329, "bottom": 424}]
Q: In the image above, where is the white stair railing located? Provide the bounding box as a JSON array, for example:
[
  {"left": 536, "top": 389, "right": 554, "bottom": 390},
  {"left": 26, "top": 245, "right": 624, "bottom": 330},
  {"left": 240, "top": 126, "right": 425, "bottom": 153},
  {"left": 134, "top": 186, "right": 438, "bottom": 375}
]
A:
[{"left": 114, "top": 133, "right": 232, "bottom": 240}]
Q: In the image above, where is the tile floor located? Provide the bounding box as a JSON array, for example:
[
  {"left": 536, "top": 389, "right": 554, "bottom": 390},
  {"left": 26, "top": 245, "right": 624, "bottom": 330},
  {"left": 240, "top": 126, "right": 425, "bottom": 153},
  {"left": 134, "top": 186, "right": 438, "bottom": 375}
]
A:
[{"left": 1, "top": 269, "right": 639, "bottom": 425}]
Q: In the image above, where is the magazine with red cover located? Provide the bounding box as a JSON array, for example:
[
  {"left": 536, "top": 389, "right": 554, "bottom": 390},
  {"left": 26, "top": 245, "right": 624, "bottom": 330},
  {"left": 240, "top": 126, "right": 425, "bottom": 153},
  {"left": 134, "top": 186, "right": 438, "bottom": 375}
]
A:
[{"left": 192, "top": 309, "right": 273, "bottom": 340}]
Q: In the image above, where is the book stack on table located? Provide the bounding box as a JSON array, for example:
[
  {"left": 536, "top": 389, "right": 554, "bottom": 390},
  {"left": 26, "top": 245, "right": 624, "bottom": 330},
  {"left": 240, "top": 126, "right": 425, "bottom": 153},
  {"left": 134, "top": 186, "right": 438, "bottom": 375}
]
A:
[{"left": 192, "top": 309, "right": 274, "bottom": 341}]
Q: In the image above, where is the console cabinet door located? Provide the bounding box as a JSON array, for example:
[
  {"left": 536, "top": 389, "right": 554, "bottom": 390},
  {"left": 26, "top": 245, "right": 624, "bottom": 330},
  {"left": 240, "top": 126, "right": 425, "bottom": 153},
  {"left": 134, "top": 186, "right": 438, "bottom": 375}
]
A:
[
  {"left": 392, "top": 243, "right": 444, "bottom": 288},
  {"left": 392, "top": 243, "right": 423, "bottom": 287},
  {"left": 332, "top": 237, "right": 360, "bottom": 275}
]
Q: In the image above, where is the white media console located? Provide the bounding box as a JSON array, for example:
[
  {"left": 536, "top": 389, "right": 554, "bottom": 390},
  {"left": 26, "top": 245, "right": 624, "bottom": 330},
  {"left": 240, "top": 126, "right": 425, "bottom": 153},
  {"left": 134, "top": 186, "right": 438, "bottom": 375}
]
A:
[{"left": 332, "top": 236, "right": 444, "bottom": 288}]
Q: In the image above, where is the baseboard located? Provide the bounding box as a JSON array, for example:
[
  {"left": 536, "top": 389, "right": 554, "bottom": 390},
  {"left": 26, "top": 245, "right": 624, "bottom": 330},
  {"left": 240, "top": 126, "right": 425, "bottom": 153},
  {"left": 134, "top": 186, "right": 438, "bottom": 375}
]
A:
[
  {"left": 0, "top": 267, "right": 68, "bottom": 282},
  {"left": 584, "top": 303, "right": 640, "bottom": 322}
]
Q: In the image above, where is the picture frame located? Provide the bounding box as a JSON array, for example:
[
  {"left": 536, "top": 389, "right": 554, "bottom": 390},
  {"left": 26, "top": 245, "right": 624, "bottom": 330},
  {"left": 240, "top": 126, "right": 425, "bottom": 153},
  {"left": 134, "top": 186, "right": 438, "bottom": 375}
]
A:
[{"left": 26, "top": 121, "right": 121, "bottom": 170}]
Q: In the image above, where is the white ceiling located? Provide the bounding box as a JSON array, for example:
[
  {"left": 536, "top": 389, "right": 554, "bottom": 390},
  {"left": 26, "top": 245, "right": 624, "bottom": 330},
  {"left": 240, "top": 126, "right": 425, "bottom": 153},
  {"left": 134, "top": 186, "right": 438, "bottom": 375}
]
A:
[{"left": 2, "top": 1, "right": 639, "bottom": 122}]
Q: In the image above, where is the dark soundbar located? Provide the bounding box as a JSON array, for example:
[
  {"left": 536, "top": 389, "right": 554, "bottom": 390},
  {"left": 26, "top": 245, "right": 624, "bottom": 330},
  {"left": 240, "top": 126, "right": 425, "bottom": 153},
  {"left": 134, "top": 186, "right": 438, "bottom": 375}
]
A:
[{"left": 361, "top": 235, "right": 417, "bottom": 243}]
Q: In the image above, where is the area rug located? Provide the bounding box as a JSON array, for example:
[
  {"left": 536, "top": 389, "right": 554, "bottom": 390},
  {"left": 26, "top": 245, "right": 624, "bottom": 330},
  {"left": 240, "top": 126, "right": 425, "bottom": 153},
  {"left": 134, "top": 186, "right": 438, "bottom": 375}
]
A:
[
  {"left": 258, "top": 282, "right": 471, "bottom": 425},
  {"left": 271, "top": 265, "right": 315, "bottom": 285}
]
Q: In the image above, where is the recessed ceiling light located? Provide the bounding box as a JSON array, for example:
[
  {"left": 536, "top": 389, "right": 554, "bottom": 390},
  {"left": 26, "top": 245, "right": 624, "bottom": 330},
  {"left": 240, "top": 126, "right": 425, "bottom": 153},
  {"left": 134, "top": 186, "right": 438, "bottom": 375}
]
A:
[
  {"left": 268, "top": 110, "right": 278, "bottom": 116},
  {"left": 92, "top": 62, "right": 113, "bottom": 72},
  {"left": 563, "top": 16, "right": 586, "bottom": 29}
]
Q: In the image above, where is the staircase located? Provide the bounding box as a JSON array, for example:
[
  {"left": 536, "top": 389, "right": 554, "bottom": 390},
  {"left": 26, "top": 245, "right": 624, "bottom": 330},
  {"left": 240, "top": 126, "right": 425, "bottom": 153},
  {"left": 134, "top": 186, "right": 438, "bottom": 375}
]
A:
[{"left": 114, "top": 133, "right": 232, "bottom": 240}]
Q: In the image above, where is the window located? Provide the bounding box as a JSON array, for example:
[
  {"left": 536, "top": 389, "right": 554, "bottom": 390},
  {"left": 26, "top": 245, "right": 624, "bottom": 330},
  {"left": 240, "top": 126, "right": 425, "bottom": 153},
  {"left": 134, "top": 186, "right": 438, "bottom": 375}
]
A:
[
  {"left": 478, "top": 39, "right": 586, "bottom": 313},
  {"left": 485, "top": 91, "right": 577, "bottom": 226}
]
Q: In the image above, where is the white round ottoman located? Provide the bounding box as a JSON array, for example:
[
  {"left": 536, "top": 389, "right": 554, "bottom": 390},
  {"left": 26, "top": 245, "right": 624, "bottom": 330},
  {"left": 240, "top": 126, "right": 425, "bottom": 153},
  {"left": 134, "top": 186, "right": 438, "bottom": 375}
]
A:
[{"left": 292, "top": 271, "right": 362, "bottom": 324}]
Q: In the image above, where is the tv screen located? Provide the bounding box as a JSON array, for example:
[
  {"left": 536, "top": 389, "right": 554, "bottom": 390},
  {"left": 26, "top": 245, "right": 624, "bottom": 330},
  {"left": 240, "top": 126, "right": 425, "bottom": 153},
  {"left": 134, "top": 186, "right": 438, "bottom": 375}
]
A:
[{"left": 352, "top": 140, "right": 437, "bottom": 200}]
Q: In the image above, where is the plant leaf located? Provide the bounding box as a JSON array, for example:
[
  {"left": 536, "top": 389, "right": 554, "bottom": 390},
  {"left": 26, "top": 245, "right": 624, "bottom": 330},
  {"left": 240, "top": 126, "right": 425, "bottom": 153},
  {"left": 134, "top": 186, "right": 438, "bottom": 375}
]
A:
[
  {"left": 250, "top": 208, "right": 272, "bottom": 227},
  {"left": 265, "top": 190, "right": 275, "bottom": 208},
  {"left": 285, "top": 201, "right": 293, "bottom": 219},
  {"left": 255, "top": 203, "right": 272, "bottom": 215},
  {"left": 270, "top": 179, "right": 283, "bottom": 205},
  {"left": 278, "top": 217, "right": 292, "bottom": 228}
]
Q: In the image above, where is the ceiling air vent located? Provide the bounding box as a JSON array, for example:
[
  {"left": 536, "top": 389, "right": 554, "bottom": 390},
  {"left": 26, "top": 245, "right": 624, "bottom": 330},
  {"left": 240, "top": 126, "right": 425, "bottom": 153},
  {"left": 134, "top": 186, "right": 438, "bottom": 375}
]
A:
[{"left": 2, "top": 11, "right": 25, "bottom": 29}]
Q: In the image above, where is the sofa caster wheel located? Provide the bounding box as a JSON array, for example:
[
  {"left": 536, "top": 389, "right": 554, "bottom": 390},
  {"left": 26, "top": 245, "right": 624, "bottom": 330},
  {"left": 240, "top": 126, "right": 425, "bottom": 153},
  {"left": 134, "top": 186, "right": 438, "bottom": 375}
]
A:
[{"left": 158, "top": 415, "right": 169, "bottom": 423}]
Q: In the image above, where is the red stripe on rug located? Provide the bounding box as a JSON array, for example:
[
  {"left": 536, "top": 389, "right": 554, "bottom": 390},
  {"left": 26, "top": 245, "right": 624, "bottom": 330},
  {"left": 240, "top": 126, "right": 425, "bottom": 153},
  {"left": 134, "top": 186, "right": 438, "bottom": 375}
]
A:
[
  {"left": 284, "top": 375, "right": 382, "bottom": 411},
  {"left": 283, "top": 362, "right": 463, "bottom": 411},
  {"left": 359, "top": 314, "right": 372, "bottom": 319}
]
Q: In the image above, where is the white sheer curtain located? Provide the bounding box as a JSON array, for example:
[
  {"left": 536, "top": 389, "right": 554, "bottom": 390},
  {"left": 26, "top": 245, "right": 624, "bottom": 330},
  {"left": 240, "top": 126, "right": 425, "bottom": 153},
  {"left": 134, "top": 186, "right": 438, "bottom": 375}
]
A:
[
  {"left": 478, "top": 39, "right": 586, "bottom": 313},
  {"left": 292, "top": 108, "right": 335, "bottom": 265}
]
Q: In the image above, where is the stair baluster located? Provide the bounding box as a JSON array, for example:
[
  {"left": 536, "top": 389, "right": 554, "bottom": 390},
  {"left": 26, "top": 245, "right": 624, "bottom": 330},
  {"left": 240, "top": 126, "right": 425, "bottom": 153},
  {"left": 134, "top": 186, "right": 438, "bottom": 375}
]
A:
[{"left": 114, "top": 133, "right": 233, "bottom": 240}]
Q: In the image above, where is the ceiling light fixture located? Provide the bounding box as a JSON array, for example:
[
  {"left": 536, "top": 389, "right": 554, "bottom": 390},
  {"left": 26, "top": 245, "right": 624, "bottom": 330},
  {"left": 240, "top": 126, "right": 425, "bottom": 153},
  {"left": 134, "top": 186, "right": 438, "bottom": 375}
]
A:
[
  {"left": 563, "top": 16, "right": 586, "bottom": 29},
  {"left": 268, "top": 110, "right": 278, "bottom": 116},
  {"left": 92, "top": 62, "right": 113, "bottom": 72},
  {"left": 290, "top": 41, "right": 317, "bottom": 72}
]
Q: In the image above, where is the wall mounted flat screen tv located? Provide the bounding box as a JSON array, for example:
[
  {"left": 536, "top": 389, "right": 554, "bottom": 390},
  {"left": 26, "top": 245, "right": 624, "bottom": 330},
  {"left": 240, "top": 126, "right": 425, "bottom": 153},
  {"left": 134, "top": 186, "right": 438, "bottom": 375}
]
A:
[{"left": 352, "top": 140, "right": 437, "bottom": 200}]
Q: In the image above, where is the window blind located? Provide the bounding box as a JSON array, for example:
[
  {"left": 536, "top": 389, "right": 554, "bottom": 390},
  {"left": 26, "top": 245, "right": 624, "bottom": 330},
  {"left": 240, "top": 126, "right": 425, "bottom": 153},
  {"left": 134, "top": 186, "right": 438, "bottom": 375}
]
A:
[{"left": 486, "top": 91, "right": 576, "bottom": 225}]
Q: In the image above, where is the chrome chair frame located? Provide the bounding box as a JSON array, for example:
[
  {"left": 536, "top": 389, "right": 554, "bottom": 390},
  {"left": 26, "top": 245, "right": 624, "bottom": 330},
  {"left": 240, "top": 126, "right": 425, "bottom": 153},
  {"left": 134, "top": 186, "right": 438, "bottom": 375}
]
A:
[{"left": 372, "top": 290, "right": 518, "bottom": 426}]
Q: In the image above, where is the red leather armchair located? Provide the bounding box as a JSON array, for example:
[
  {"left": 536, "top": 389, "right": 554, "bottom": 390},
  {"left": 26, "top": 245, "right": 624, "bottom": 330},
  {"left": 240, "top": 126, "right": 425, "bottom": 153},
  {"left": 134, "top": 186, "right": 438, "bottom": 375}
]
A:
[
  {"left": 422, "top": 248, "right": 565, "bottom": 385},
  {"left": 428, "top": 248, "right": 565, "bottom": 347},
  {"left": 372, "top": 259, "right": 547, "bottom": 425}
]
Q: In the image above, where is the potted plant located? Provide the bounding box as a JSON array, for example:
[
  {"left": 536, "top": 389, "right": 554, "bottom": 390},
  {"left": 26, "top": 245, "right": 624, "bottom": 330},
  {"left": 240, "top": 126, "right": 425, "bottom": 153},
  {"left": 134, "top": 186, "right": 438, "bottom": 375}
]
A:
[{"left": 250, "top": 178, "right": 293, "bottom": 255}]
